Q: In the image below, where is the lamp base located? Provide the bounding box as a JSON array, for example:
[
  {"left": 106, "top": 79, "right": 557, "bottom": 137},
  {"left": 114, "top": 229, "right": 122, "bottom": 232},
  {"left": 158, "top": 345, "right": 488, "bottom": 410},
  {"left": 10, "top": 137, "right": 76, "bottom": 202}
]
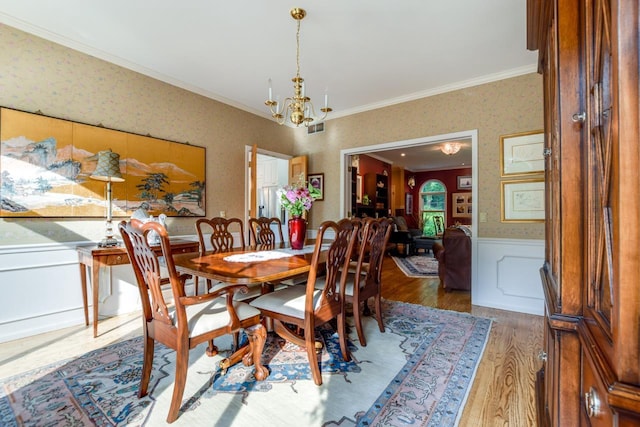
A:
[{"left": 98, "top": 236, "right": 120, "bottom": 247}]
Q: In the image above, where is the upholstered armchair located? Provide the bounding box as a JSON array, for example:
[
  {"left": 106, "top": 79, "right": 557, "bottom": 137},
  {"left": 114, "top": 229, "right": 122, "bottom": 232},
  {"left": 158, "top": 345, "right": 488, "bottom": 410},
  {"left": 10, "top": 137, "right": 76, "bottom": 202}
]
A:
[
  {"left": 389, "top": 215, "right": 422, "bottom": 256},
  {"left": 432, "top": 226, "right": 471, "bottom": 291}
]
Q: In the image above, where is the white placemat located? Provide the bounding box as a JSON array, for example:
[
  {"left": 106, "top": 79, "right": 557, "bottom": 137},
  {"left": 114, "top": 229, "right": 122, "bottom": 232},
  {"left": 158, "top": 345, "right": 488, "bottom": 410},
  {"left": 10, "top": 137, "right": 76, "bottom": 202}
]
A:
[
  {"left": 223, "top": 251, "right": 294, "bottom": 263},
  {"left": 276, "top": 243, "right": 331, "bottom": 255}
]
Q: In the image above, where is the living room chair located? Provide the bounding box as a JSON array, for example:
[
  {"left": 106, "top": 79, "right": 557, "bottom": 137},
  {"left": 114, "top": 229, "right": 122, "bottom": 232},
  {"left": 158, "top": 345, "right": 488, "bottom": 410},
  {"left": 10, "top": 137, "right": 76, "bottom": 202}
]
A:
[
  {"left": 249, "top": 218, "right": 358, "bottom": 385},
  {"left": 432, "top": 226, "right": 471, "bottom": 291},
  {"left": 389, "top": 215, "right": 422, "bottom": 256},
  {"left": 340, "top": 217, "right": 392, "bottom": 346},
  {"left": 248, "top": 216, "right": 285, "bottom": 248},
  {"left": 119, "top": 219, "right": 268, "bottom": 424}
]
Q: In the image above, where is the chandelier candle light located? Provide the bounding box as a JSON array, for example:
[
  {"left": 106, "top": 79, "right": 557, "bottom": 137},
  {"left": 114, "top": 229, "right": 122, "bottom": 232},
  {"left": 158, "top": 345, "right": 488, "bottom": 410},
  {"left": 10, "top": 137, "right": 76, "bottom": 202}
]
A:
[
  {"left": 265, "top": 8, "right": 331, "bottom": 127},
  {"left": 90, "top": 149, "right": 125, "bottom": 247}
]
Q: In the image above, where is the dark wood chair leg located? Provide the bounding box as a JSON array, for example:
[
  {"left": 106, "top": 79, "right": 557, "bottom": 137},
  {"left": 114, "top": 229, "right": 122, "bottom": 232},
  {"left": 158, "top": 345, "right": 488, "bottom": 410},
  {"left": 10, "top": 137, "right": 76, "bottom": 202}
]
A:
[
  {"left": 306, "top": 328, "right": 322, "bottom": 385},
  {"left": 138, "top": 332, "right": 155, "bottom": 398},
  {"left": 353, "top": 302, "right": 367, "bottom": 346},
  {"left": 167, "top": 345, "right": 189, "bottom": 423}
]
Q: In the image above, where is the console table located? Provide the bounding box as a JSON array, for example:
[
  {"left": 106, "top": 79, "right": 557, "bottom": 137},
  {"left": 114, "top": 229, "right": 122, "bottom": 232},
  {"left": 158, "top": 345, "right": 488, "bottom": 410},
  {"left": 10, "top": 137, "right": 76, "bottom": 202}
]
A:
[{"left": 77, "top": 239, "right": 199, "bottom": 337}]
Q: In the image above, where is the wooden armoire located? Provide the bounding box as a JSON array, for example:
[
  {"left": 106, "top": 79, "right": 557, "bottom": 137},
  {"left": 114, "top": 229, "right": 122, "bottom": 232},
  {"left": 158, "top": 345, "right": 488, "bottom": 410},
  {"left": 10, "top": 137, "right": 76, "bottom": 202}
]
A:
[{"left": 528, "top": 0, "right": 640, "bottom": 425}]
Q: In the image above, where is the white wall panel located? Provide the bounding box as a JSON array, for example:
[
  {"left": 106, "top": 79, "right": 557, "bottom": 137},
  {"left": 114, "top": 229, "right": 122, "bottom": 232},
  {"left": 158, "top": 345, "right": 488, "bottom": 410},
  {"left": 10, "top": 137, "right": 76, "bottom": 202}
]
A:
[{"left": 474, "top": 237, "right": 545, "bottom": 316}]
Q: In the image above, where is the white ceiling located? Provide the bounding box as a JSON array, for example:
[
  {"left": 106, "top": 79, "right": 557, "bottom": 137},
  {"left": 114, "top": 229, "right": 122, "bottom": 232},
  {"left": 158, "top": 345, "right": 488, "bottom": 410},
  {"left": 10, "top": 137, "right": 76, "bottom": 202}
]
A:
[{"left": 0, "top": 1, "right": 536, "bottom": 170}]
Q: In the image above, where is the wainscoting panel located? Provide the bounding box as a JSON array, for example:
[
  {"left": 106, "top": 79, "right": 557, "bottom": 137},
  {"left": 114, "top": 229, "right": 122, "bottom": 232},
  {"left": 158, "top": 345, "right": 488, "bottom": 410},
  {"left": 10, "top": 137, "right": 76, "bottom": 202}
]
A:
[
  {"left": 0, "top": 235, "right": 543, "bottom": 343},
  {"left": 474, "top": 238, "right": 545, "bottom": 316}
]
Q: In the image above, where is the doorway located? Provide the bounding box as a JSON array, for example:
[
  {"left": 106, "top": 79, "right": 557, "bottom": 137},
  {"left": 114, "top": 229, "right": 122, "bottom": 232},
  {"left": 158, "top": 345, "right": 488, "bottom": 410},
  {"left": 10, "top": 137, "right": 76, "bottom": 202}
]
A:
[
  {"left": 339, "top": 129, "right": 478, "bottom": 295},
  {"left": 244, "top": 146, "right": 291, "bottom": 243}
]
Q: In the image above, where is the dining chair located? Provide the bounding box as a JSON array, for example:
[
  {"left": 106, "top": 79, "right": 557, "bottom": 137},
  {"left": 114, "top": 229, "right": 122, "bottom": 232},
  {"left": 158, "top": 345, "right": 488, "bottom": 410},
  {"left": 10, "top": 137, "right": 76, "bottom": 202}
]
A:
[
  {"left": 249, "top": 218, "right": 359, "bottom": 385},
  {"left": 194, "top": 217, "right": 246, "bottom": 294},
  {"left": 248, "top": 216, "right": 285, "bottom": 248},
  {"left": 118, "top": 219, "right": 268, "bottom": 423},
  {"left": 341, "top": 217, "right": 392, "bottom": 346}
]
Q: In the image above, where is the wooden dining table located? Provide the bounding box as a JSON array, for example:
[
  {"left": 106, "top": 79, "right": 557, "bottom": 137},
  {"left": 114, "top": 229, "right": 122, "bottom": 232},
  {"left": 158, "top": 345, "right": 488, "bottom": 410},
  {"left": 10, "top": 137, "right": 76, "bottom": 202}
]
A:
[
  {"left": 172, "top": 245, "right": 328, "bottom": 350},
  {"left": 172, "top": 245, "right": 324, "bottom": 286}
]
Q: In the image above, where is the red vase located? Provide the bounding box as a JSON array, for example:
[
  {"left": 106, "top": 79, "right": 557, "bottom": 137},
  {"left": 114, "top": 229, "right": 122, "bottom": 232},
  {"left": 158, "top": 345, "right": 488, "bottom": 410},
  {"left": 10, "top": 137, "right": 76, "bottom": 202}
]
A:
[{"left": 288, "top": 216, "right": 307, "bottom": 250}]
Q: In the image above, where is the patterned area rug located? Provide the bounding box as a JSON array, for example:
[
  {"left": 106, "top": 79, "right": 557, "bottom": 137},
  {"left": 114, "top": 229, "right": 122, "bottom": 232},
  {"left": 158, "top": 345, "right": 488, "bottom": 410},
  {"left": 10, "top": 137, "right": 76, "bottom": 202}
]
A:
[
  {"left": 392, "top": 255, "right": 440, "bottom": 277},
  {"left": 0, "top": 300, "right": 491, "bottom": 427}
]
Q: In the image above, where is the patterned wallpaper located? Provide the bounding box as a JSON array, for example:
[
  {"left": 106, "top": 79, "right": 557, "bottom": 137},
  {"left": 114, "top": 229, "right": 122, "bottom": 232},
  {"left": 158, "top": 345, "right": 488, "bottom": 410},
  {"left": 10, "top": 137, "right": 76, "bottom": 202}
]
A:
[
  {"left": 0, "top": 25, "right": 292, "bottom": 244},
  {"left": 0, "top": 24, "right": 544, "bottom": 244}
]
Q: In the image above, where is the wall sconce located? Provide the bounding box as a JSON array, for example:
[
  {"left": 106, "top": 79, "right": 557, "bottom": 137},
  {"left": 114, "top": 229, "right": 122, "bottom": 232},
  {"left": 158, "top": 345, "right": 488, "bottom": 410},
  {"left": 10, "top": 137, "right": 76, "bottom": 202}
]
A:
[
  {"left": 90, "top": 149, "right": 125, "bottom": 247},
  {"left": 408, "top": 175, "right": 416, "bottom": 189}
]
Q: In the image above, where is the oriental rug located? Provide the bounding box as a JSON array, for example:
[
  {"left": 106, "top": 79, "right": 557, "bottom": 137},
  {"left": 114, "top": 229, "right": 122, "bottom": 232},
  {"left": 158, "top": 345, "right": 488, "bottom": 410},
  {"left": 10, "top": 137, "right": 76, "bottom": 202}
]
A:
[
  {"left": 392, "top": 255, "right": 440, "bottom": 278},
  {"left": 0, "top": 300, "right": 491, "bottom": 427}
]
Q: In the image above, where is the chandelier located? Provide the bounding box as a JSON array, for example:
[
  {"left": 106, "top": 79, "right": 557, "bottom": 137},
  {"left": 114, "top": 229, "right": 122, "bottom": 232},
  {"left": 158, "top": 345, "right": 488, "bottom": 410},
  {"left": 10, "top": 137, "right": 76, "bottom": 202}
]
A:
[
  {"left": 440, "top": 142, "right": 462, "bottom": 155},
  {"left": 265, "top": 8, "right": 331, "bottom": 126}
]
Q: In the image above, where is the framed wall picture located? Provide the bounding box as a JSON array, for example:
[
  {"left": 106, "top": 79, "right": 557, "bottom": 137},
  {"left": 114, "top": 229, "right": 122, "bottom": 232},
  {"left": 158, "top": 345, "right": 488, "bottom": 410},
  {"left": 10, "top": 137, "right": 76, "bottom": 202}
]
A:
[
  {"left": 457, "top": 175, "right": 472, "bottom": 189},
  {"left": 405, "top": 193, "right": 413, "bottom": 215},
  {"left": 0, "top": 107, "right": 206, "bottom": 218},
  {"left": 452, "top": 192, "right": 472, "bottom": 218},
  {"left": 356, "top": 175, "right": 362, "bottom": 203},
  {"left": 500, "top": 130, "right": 545, "bottom": 176},
  {"left": 308, "top": 173, "right": 324, "bottom": 201},
  {"left": 501, "top": 179, "right": 545, "bottom": 222}
]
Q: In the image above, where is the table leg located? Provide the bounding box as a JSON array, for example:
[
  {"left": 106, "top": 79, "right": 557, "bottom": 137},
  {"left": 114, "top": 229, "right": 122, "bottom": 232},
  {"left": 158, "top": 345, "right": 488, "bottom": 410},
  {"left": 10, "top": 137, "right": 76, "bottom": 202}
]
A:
[
  {"left": 92, "top": 260, "right": 101, "bottom": 338},
  {"left": 79, "top": 263, "right": 89, "bottom": 326}
]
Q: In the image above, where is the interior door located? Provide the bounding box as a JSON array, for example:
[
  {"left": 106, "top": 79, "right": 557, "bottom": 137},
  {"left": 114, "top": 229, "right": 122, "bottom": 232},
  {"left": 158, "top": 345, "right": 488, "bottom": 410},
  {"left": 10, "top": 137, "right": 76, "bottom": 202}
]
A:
[
  {"left": 289, "top": 155, "right": 307, "bottom": 184},
  {"left": 248, "top": 144, "right": 257, "bottom": 220}
]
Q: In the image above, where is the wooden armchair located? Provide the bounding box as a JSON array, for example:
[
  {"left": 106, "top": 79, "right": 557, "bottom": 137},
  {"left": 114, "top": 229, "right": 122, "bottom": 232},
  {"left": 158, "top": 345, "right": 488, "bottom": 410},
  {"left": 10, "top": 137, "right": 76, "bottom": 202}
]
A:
[
  {"left": 118, "top": 219, "right": 267, "bottom": 423},
  {"left": 249, "top": 219, "right": 358, "bottom": 385}
]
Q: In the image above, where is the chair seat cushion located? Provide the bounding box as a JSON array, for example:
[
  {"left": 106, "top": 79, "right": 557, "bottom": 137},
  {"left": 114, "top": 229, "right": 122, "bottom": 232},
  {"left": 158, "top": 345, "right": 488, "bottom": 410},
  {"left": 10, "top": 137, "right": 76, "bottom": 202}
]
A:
[
  {"left": 250, "top": 285, "right": 323, "bottom": 320},
  {"left": 172, "top": 299, "right": 260, "bottom": 337}
]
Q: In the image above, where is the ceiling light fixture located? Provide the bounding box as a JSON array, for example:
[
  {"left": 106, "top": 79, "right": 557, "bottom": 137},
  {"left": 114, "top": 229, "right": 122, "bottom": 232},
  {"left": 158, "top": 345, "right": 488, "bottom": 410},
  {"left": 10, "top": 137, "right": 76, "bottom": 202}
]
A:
[
  {"left": 440, "top": 142, "right": 462, "bottom": 155},
  {"left": 265, "top": 8, "right": 331, "bottom": 127}
]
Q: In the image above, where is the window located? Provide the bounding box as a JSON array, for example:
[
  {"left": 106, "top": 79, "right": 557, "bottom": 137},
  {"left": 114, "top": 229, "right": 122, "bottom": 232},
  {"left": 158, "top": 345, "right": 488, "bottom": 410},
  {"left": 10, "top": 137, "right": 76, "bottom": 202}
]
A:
[{"left": 419, "top": 180, "right": 446, "bottom": 236}]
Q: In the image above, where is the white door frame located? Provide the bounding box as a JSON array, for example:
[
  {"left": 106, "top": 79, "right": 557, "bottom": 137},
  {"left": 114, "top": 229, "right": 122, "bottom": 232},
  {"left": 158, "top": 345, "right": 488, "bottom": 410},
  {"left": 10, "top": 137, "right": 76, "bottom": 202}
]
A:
[{"left": 339, "top": 129, "right": 479, "bottom": 296}]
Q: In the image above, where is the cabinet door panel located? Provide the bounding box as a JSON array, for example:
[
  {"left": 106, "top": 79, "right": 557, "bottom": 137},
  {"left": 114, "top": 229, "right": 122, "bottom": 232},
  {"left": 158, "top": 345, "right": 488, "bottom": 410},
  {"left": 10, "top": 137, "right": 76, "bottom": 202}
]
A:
[{"left": 585, "top": 0, "right": 613, "bottom": 345}]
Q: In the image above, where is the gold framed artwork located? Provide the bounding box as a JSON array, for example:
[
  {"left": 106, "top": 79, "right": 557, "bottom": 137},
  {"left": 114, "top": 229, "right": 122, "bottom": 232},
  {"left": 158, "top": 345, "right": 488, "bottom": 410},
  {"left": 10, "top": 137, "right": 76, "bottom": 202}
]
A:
[
  {"left": 500, "top": 130, "right": 545, "bottom": 176},
  {"left": 452, "top": 192, "right": 472, "bottom": 218},
  {"left": 0, "top": 107, "right": 206, "bottom": 217},
  {"left": 501, "top": 179, "right": 545, "bottom": 222}
]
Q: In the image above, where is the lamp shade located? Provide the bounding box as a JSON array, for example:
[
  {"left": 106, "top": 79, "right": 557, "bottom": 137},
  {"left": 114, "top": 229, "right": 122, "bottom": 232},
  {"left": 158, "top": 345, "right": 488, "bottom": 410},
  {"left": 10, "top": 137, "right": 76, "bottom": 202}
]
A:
[{"left": 91, "top": 150, "right": 124, "bottom": 182}]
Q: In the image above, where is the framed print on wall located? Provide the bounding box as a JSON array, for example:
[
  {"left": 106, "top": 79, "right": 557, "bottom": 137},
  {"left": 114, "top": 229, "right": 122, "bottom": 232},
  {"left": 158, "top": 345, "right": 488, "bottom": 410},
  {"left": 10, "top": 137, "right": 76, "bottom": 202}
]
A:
[
  {"left": 501, "top": 179, "right": 545, "bottom": 222},
  {"left": 452, "top": 192, "right": 472, "bottom": 218},
  {"left": 356, "top": 175, "right": 362, "bottom": 203},
  {"left": 0, "top": 107, "right": 206, "bottom": 218},
  {"left": 500, "top": 130, "right": 545, "bottom": 176},
  {"left": 308, "top": 173, "right": 324, "bottom": 201},
  {"left": 405, "top": 193, "right": 413, "bottom": 215},
  {"left": 457, "top": 175, "right": 472, "bottom": 189}
]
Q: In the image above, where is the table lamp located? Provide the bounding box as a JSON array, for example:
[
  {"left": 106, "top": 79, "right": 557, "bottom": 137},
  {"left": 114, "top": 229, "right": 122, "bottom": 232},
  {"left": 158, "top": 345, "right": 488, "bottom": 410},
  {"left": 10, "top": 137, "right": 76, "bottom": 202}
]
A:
[{"left": 90, "top": 149, "right": 125, "bottom": 247}]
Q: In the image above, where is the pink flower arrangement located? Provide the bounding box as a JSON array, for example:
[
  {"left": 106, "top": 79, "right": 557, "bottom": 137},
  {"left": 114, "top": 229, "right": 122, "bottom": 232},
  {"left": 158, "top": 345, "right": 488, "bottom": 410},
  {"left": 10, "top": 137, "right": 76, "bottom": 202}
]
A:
[{"left": 278, "top": 174, "right": 321, "bottom": 217}]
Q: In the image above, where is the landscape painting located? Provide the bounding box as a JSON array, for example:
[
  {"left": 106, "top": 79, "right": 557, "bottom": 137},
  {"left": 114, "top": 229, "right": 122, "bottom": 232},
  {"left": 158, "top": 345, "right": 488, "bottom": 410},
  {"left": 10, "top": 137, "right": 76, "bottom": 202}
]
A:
[{"left": 0, "top": 107, "right": 206, "bottom": 217}]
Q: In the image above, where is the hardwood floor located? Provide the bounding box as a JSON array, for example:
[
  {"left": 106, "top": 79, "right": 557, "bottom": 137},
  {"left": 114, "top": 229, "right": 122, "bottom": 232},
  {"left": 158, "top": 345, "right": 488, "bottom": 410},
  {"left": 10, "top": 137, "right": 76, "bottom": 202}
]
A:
[
  {"left": 0, "top": 255, "right": 543, "bottom": 426},
  {"left": 381, "top": 258, "right": 543, "bottom": 426}
]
